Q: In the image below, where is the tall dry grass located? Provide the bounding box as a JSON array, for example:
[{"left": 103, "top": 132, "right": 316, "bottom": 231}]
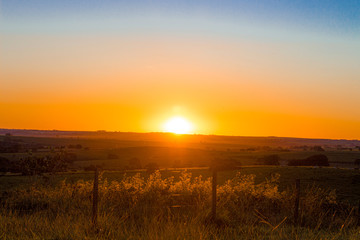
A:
[{"left": 0, "top": 170, "right": 359, "bottom": 239}]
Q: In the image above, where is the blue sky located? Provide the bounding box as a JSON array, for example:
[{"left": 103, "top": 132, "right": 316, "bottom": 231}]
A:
[
  {"left": 2, "top": 0, "right": 359, "bottom": 37},
  {"left": 1, "top": 0, "right": 360, "bottom": 138}
]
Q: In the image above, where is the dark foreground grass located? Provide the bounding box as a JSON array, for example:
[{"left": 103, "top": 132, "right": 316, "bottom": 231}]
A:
[
  {"left": 1, "top": 169, "right": 360, "bottom": 239},
  {"left": 2, "top": 213, "right": 360, "bottom": 239}
]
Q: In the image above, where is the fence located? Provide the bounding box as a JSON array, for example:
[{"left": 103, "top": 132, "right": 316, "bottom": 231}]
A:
[{"left": 90, "top": 167, "right": 303, "bottom": 226}]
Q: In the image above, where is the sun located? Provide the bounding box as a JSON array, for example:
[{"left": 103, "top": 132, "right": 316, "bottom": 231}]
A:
[{"left": 163, "top": 116, "right": 193, "bottom": 134}]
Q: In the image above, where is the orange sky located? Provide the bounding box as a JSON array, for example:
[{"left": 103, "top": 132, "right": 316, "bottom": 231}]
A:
[{"left": 1, "top": 5, "right": 360, "bottom": 139}]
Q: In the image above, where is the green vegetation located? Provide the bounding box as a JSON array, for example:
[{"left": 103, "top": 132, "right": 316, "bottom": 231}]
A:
[
  {"left": 1, "top": 169, "right": 360, "bottom": 239},
  {"left": 2, "top": 132, "right": 360, "bottom": 238},
  {"left": 288, "top": 154, "right": 330, "bottom": 167},
  {"left": 2, "top": 134, "right": 360, "bottom": 171}
]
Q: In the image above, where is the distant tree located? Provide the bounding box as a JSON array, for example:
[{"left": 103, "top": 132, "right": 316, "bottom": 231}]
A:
[
  {"left": 262, "top": 146, "right": 272, "bottom": 151},
  {"left": 288, "top": 154, "right": 329, "bottom": 167},
  {"left": 4, "top": 133, "right": 12, "bottom": 142},
  {"left": 306, "top": 154, "right": 329, "bottom": 166},
  {"left": 301, "top": 145, "right": 309, "bottom": 151},
  {"left": 312, "top": 146, "right": 325, "bottom": 152},
  {"left": 16, "top": 152, "right": 70, "bottom": 175},
  {"left": 246, "top": 148, "right": 256, "bottom": 151}
]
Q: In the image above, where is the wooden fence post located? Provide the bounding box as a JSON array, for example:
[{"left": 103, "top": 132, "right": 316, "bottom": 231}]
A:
[
  {"left": 212, "top": 169, "right": 217, "bottom": 220},
  {"left": 92, "top": 167, "right": 99, "bottom": 226},
  {"left": 294, "top": 179, "right": 300, "bottom": 224},
  {"left": 357, "top": 200, "right": 360, "bottom": 226}
]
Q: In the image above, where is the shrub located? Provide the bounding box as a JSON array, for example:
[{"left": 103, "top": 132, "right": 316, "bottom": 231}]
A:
[
  {"left": 1, "top": 170, "right": 352, "bottom": 232},
  {"left": 15, "top": 153, "right": 70, "bottom": 175},
  {"left": 67, "top": 144, "right": 82, "bottom": 149},
  {"left": 288, "top": 154, "right": 329, "bottom": 166},
  {"left": 311, "top": 146, "right": 325, "bottom": 152}
]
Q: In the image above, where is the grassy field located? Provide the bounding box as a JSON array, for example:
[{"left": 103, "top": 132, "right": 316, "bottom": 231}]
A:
[
  {"left": 2, "top": 134, "right": 360, "bottom": 166},
  {"left": 2, "top": 166, "right": 360, "bottom": 202},
  {"left": 2, "top": 143, "right": 360, "bottom": 172},
  {"left": 1, "top": 167, "right": 360, "bottom": 239},
  {"left": 2, "top": 133, "right": 360, "bottom": 238}
]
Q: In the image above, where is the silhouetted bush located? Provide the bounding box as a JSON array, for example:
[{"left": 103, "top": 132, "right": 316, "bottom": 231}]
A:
[
  {"left": 288, "top": 154, "right": 329, "bottom": 166},
  {"left": 16, "top": 153, "right": 69, "bottom": 175},
  {"left": 311, "top": 146, "right": 325, "bottom": 152},
  {"left": 67, "top": 144, "right": 83, "bottom": 149}
]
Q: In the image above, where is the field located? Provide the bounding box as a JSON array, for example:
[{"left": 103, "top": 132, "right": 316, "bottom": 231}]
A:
[
  {"left": 1, "top": 132, "right": 360, "bottom": 171},
  {"left": 2, "top": 167, "right": 360, "bottom": 203},
  {"left": 2, "top": 131, "right": 360, "bottom": 239},
  {"left": 2, "top": 167, "right": 360, "bottom": 239}
]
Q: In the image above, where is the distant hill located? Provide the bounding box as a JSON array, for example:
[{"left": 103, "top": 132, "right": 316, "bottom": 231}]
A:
[{"left": 1, "top": 128, "right": 359, "bottom": 148}]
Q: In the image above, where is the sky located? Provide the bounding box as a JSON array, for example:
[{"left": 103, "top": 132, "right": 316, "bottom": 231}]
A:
[{"left": 1, "top": 0, "right": 360, "bottom": 139}]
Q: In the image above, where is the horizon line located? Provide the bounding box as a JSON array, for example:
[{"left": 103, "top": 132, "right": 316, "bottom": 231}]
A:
[{"left": 0, "top": 127, "right": 359, "bottom": 142}]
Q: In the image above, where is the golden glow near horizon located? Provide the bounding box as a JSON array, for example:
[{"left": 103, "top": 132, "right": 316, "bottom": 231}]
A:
[
  {"left": 1, "top": 3, "right": 360, "bottom": 139},
  {"left": 163, "top": 116, "right": 193, "bottom": 134}
]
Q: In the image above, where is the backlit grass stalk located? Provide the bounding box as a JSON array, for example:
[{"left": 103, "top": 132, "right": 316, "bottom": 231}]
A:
[{"left": 0, "top": 170, "right": 359, "bottom": 239}]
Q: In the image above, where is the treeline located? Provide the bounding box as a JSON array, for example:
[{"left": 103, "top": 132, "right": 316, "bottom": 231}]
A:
[
  {"left": 0, "top": 134, "right": 88, "bottom": 153},
  {"left": 258, "top": 154, "right": 330, "bottom": 166},
  {"left": 0, "top": 152, "right": 76, "bottom": 175}
]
